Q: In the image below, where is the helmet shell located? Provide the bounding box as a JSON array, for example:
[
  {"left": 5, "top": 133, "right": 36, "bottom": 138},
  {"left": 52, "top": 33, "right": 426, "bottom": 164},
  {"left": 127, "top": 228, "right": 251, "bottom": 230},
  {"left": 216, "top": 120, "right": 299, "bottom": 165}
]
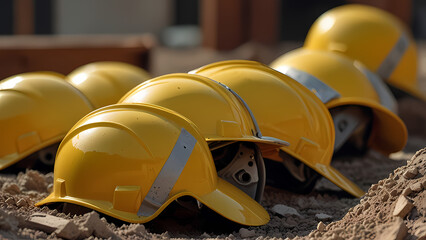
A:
[
  {"left": 270, "top": 48, "right": 407, "bottom": 155},
  {"left": 68, "top": 61, "right": 151, "bottom": 108},
  {"left": 304, "top": 4, "right": 424, "bottom": 100},
  {"left": 191, "top": 60, "right": 365, "bottom": 197},
  {"left": 36, "top": 103, "right": 270, "bottom": 226},
  {"left": 0, "top": 72, "right": 94, "bottom": 169},
  {"left": 120, "top": 73, "right": 287, "bottom": 151}
]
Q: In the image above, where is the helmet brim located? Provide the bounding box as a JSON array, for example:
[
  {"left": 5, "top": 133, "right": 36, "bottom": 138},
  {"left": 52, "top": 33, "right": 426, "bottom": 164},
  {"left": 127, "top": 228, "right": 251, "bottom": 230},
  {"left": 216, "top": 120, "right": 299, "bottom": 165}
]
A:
[
  {"left": 36, "top": 178, "right": 269, "bottom": 226},
  {"left": 0, "top": 135, "right": 64, "bottom": 170},
  {"left": 389, "top": 82, "right": 426, "bottom": 102},
  {"left": 309, "top": 163, "right": 365, "bottom": 197},
  {"left": 206, "top": 136, "right": 289, "bottom": 154},
  {"left": 196, "top": 177, "right": 270, "bottom": 226},
  {"left": 276, "top": 148, "right": 365, "bottom": 197},
  {"left": 327, "top": 97, "right": 408, "bottom": 155}
]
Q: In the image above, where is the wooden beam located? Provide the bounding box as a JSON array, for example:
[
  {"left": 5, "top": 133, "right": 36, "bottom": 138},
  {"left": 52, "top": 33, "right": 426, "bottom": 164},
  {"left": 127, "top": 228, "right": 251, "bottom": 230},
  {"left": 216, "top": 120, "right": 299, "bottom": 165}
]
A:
[
  {"left": 201, "top": 0, "right": 249, "bottom": 50},
  {"left": 249, "top": 0, "right": 279, "bottom": 44},
  {"left": 14, "top": 0, "right": 34, "bottom": 34}
]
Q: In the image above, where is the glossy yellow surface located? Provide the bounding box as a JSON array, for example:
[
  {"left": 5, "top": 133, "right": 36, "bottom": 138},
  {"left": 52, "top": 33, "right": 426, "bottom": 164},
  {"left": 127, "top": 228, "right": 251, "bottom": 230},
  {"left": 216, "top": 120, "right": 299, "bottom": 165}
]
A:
[
  {"left": 120, "top": 73, "right": 285, "bottom": 152},
  {"left": 191, "top": 60, "right": 364, "bottom": 197},
  {"left": 67, "top": 61, "right": 151, "bottom": 108},
  {"left": 36, "top": 104, "right": 270, "bottom": 226},
  {"left": 0, "top": 72, "right": 94, "bottom": 170},
  {"left": 304, "top": 4, "right": 424, "bottom": 101},
  {"left": 271, "top": 48, "right": 407, "bottom": 155}
]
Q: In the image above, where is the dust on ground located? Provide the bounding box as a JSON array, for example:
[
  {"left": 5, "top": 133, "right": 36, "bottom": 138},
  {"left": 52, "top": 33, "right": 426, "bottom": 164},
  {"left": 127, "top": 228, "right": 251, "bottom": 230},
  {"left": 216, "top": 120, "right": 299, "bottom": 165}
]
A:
[{"left": 0, "top": 137, "right": 424, "bottom": 239}]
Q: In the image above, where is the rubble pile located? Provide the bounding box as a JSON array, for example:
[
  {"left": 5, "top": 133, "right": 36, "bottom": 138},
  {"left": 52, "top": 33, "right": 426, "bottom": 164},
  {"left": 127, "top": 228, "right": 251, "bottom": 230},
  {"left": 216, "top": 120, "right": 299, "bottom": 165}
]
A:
[{"left": 299, "top": 148, "right": 426, "bottom": 240}]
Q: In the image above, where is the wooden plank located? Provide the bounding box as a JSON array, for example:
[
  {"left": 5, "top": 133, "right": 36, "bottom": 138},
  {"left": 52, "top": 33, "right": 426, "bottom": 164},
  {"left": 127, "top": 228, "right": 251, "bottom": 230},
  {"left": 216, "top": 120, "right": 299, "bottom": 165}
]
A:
[
  {"left": 249, "top": 0, "right": 279, "bottom": 44},
  {"left": 14, "top": 0, "right": 34, "bottom": 34},
  {"left": 201, "top": 0, "right": 249, "bottom": 50},
  {"left": 0, "top": 35, "right": 154, "bottom": 79}
]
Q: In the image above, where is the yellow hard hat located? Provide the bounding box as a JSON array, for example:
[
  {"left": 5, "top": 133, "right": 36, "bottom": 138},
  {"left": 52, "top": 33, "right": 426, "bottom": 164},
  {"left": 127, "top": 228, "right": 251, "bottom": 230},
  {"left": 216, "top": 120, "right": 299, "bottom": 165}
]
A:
[
  {"left": 119, "top": 73, "right": 288, "bottom": 201},
  {"left": 67, "top": 61, "right": 151, "bottom": 108},
  {"left": 304, "top": 4, "right": 425, "bottom": 101},
  {"left": 191, "top": 60, "right": 365, "bottom": 198},
  {"left": 0, "top": 72, "right": 94, "bottom": 170},
  {"left": 271, "top": 48, "right": 407, "bottom": 155},
  {"left": 36, "top": 103, "right": 270, "bottom": 226}
]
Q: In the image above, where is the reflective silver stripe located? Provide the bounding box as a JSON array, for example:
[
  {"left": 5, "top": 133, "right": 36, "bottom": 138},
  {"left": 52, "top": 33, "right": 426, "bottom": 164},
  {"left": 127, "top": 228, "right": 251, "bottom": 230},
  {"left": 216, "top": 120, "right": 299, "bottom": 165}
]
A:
[
  {"left": 377, "top": 33, "right": 409, "bottom": 80},
  {"left": 211, "top": 79, "right": 289, "bottom": 146},
  {"left": 137, "top": 128, "right": 196, "bottom": 217},
  {"left": 355, "top": 62, "right": 398, "bottom": 113},
  {"left": 277, "top": 66, "right": 341, "bottom": 104},
  {"left": 215, "top": 81, "right": 263, "bottom": 137}
]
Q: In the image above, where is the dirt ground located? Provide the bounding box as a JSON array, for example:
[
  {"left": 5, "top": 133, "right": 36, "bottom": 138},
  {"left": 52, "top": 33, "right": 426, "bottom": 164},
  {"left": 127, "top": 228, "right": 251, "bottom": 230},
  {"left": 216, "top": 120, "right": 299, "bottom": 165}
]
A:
[{"left": 0, "top": 41, "right": 425, "bottom": 239}]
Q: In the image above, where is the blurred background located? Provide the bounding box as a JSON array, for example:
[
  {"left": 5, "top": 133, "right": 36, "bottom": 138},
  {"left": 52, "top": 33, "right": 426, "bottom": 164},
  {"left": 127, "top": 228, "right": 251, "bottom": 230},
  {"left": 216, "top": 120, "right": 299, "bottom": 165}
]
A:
[{"left": 0, "top": 0, "right": 425, "bottom": 78}]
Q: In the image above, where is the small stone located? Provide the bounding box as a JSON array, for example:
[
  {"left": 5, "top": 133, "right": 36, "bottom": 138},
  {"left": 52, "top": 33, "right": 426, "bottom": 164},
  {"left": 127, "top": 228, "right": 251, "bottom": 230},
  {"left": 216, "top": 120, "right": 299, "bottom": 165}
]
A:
[
  {"left": 377, "top": 218, "right": 408, "bottom": 240},
  {"left": 364, "top": 201, "right": 370, "bottom": 210},
  {"left": 17, "top": 169, "right": 47, "bottom": 192},
  {"left": 414, "top": 224, "right": 426, "bottom": 240},
  {"left": 402, "top": 187, "right": 412, "bottom": 196},
  {"left": 315, "top": 213, "right": 333, "bottom": 221},
  {"left": 227, "top": 233, "right": 236, "bottom": 239},
  {"left": 201, "top": 232, "right": 211, "bottom": 238},
  {"left": 2, "top": 182, "right": 21, "bottom": 195},
  {"left": 381, "top": 191, "right": 390, "bottom": 202},
  {"left": 270, "top": 204, "right": 301, "bottom": 217},
  {"left": 390, "top": 189, "right": 399, "bottom": 197},
  {"left": 422, "top": 179, "right": 426, "bottom": 188},
  {"left": 367, "top": 222, "right": 376, "bottom": 229},
  {"left": 239, "top": 228, "right": 256, "bottom": 238},
  {"left": 16, "top": 199, "right": 27, "bottom": 208},
  {"left": 76, "top": 211, "right": 117, "bottom": 239},
  {"left": 393, "top": 195, "right": 414, "bottom": 218},
  {"left": 403, "top": 167, "right": 418, "bottom": 179},
  {"left": 47, "top": 183, "right": 53, "bottom": 193},
  {"left": 317, "top": 221, "right": 326, "bottom": 232},
  {"left": 356, "top": 206, "right": 363, "bottom": 216},
  {"left": 5, "top": 197, "right": 15, "bottom": 205},
  {"left": 410, "top": 182, "right": 424, "bottom": 192},
  {"left": 385, "top": 179, "right": 397, "bottom": 189},
  {"left": 121, "top": 224, "right": 146, "bottom": 237},
  {"left": 55, "top": 221, "right": 80, "bottom": 240},
  {"left": 26, "top": 213, "right": 71, "bottom": 233},
  {"left": 369, "top": 191, "right": 377, "bottom": 197}
]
